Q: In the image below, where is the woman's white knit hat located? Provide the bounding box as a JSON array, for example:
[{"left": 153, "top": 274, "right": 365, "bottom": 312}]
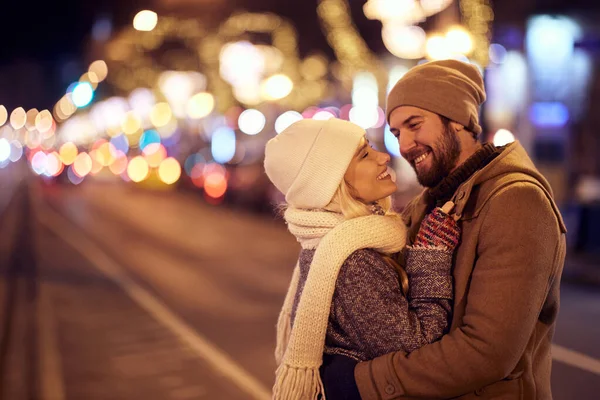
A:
[{"left": 264, "top": 118, "right": 365, "bottom": 209}]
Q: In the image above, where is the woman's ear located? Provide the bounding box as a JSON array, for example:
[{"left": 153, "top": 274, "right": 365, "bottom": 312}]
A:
[{"left": 449, "top": 121, "right": 464, "bottom": 134}]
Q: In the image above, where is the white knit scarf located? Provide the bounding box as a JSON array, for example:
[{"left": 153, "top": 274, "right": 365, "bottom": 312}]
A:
[{"left": 273, "top": 207, "right": 407, "bottom": 399}]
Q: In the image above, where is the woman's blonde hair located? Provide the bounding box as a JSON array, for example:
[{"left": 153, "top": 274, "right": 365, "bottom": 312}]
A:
[{"left": 329, "top": 179, "right": 409, "bottom": 295}]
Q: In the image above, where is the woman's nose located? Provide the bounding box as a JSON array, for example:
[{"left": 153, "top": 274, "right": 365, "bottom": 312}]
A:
[{"left": 377, "top": 151, "right": 391, "bottom": 165}]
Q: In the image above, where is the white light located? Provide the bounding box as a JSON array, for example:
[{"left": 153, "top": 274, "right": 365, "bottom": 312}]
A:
[
  {"left": 0, "top": 139, "right": 10, "bottom": 162},
  {"left": 220, "top": 41, "right": 265, "bottom": 86},
  {"left": 493, "top": 129, "right": 515, "bottom": 147},
  {"left": 382, "top": 24, "right": 426, "bottom": 59},
  {"left": 211, "top": 127, "right": 236, "bottom": 164},
  {"left": 9, "top": 141, "right": 23, "bottom": 162},
  {"left": 238, "top": 109, "right": 266, "bottom": 135},
  {"left": 312, "top": 110, "right": 336, "bottom": 120},
  {"left": 420, "top": 0, "right": 453, "bottom": 15},
  {"left": 72, "top": 82, "right": 94, "bottom": 108},
  {"left": 159, "top": 71, "right": 197, "bottom": 117},
  {"left": 489, "top": 43, "right": 507, "bottom": 64},
  {"left": 129, "top": 88, "right": 156, "bottom": 120},
  {"left": 275, "top": 111, "right": 303, "bottom": 134},
  {"left": 527, "top": 16, "right": 581, "bottom": 67},
  {"left": 261, "top": 74, "right": 294, "bottom": 100},
  {"left": 363, "top": 0, "right": 422, "bottom": 24},
  {"left": 133, "top": 10, "right": 158, "bottom": 32},
  {"left": 387, "top": 65, "right": 410, "bottom": 93},
  {"left": 384, "top": 126, "right": 400, "bottom": 157},
  {"left": 233, "top": 83, "right": 262, "bottom": 106},
  {"left": 446, "top": 27, "right": 473, "bottom": 55},
  {"left": 426, "top": 35, "right": 452, "bottom": 60},
  {"left": 353, "top": 72, "right": 378, "bottom": 108},
  {"left": 349, "top": 106, "right": 379, "bottom": 129}
]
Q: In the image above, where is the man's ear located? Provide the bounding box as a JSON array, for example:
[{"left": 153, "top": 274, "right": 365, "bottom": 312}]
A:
[{"left": 449, "top": 121, "right": 464, "bottom": 134}]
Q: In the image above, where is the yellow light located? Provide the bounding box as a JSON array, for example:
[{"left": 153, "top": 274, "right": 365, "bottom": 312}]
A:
[
  {"left": 79, "top": 73, "right": 99, "bottom": 90},
  {"left": 133, "top": 10, "right": 158, "bottom": 32},
  {"left": 121, "top": 111, "right": 142, "bottom": 135},
  {"left": 89, "top": 150, "right": 104, "bottom": 175},
  {"left": 25, "top": 108, "right": 39, "bottom": 131},
  {"left": 426, "top": 35, "right": 452, "bottom": 60},
  {"left": 35, "top": 110, "right": 54, "bottom": 133},
  {"left": 46, "top": 152, "right": 63, "bottom": 177},
  {"left": 0, "top": 105, "right": 7, "bottom": 126},
  {"left": 59, "top": 142, "right": 78, "bottom": 165},
  {"left": 109, "top": 152, "right": 128, "bottom": 175},
  {"left": 149, "top": 102, "right": 172, "bottom": 127},
  {"left": 10, "top": 107, "right": 26, "bottom": 130},
  {"left": 157, "top": 157, "right": 181, "bottom": 184},
  {"left": 261, "top": 74, "right": 294, "bottom": 100},
  {"left": 300, "top": 55, "right": 328, "bottom": 80},
  {"left": 59, "top": 96, "right": 77, "bottom": 119},
  {"left": 127, "top": 156, "right": 150, "bottom": 182},
  {"left": 96, "top": 142, "right": 116, "bottom": 167},
  {"left": 73, "top": 153, "right": 93, "bottom": 177},
  {"left": 446, "top": 26, "right": 474, "bottom": 55},
  {"left": 89, "top": 60, "right": 108, "bottom": 82},
  {"left": 143, "top": 143, "right": 167, "bottom": 168},
  {"left": 186, "top": 92, "right": 215, "bottom": 119}
]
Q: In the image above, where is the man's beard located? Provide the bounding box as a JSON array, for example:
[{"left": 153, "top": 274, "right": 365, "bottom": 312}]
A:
[{"left": 413, "top": 125, "right": 461, "bottom": 188}]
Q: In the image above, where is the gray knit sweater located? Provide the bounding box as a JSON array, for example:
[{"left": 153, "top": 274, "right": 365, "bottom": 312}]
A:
[{"left": 290, "top": 247, "right": 453, "bottom": 361}]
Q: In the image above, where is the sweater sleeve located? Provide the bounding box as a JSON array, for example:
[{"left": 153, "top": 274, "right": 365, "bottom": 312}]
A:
[{"left": 331, "top": 248, "right": 453, "bottom": 360}]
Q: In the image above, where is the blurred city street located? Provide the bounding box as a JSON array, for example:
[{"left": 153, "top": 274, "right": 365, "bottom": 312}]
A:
[{"left": 0, "top": 161, "right": 598, "bottom": 399}]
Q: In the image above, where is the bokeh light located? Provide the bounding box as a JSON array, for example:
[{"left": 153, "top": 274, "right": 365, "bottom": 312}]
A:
[
  {"left": 73, "top": 153, "right": 93, "bottom": 177},
  {"left": 0, "top": 139, "right": 10, "bottom": 162},
  {"left": 204, "top": 172, "right": 228, "bottom": 199},
  {"left": 0, "top": 105, "right": 7, "bottom": 127},
  {"left": 9, "top": 141, "right": 23, "bottom": 162},
  {"left": 186, "top": 92, "right": 215, "bottom": 119},
  {"left": 150, "top": 102, "right": 173, "bottom": 127},
  {"left": 89, "top": 60, "right": 108, "bottom": 82},
  {"left": 445, "top": 26, "right": 474, "bottom": 55},
  {"left": 275, "top": 111, "right": 303, "bottom": 134},
  {"left": 109, "top": 151, "right": 128, "bottom": 175},
  {"left": 72, "top": 82, "right": 94, "bottom": 108},
  {"left": 10, "top": 107, "right": 26, "bottom": 130},
  {"left": 35, "top": 110, "right": 54, "bottom": 133},
  {"left": 143, "top": 143, "right": 167, "bottom": 167},
  {"left": 493, "top": 129, "right": 516, "bottom": 147},
  {"left": 139, "top": 130, "right": 161, "bottom": 151},
  {"left": 127, "top": 156, "right": 150, "bottom": 182},
  {"left": 261, "top": 74, "right": 294, "bottom": 100},
  {"left": 238, "top": 109, "right": 266, "bottom": 135},
  {"left": 110, "top": 134, "right": 129, "bottom": 155},
  {"left": 158, "top": 157, "right": 181, "bottom": 185},
  {"left": 211, "top": 127, "right": 236, "bottom": 164},
  {"left": 133, "top": 10, "right": 158, "bottom": 32},
  {"left": 59, "top": 142, "right": 79, "bottom": 165}
]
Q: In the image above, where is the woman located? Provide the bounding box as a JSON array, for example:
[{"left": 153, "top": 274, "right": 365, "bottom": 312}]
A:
[{"left": 264, "top": 118, "right": 459, "bottom": 400}]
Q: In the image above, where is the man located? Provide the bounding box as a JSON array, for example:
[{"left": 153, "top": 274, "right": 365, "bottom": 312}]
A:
[{"left": 324, "top": 59, "right": 567, "bottom": 399}]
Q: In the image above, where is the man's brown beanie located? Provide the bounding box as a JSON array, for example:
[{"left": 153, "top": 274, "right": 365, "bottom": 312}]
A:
[{"left": 386, "top": 59, "right": 486, "bottom": 136}]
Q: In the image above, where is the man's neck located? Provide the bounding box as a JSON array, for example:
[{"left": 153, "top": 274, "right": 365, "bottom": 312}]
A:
[{"left": 451, "top": 139, "right": 483, "bottom": 173}]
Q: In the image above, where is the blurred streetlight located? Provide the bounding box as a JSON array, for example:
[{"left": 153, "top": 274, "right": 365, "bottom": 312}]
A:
[
  {"left": 187, "top": 92, "right": 215, "bottom": 119},
  {"left": 261, "top": 74, "right": 294, "bottom": 101},
  {"left": 0, "top": 105, "right": 7, "bottom": 127},
  {"left": 382, "top": 24, "right": 426, "bottom": 59},
  {"left": 426, "top": 34, "right": 452, "bottom": 60},
  {"left": 133, "top": 10, "right": 158, "bottom": 32},
  {"left": 493, "top": 129, "right": 515, "bottom": 146},
  {"left": 446, "top": 26, "right": 474, "bottom": 55},
  {"left": 10, "top": 107, "right": 26, "bottom": 130},
  {"left": 238, "top": 109, "right": 266, "bottom": 135}
]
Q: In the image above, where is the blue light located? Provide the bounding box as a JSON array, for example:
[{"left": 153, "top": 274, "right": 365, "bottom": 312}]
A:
[
  {"left": 384, "top": 126, "right": 401, "bottom": 157},
  {"left": 211, "top": 127, "right": 236, "bottom": 164},
  {"left": 529, "top": 102, "right": 569, "bottom": 128},
  {"left": 139, "top": 130, "right": 161, "bottom": 150},
  {"left": 72, "top": 82, "right": 94, "bottom": 108},
  {"left": 110, "top": 134, "right": 129, "bottom": 154}
]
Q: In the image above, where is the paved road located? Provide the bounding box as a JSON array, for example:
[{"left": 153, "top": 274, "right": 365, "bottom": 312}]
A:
[{"left": 1, "top": 179, "right": 599, "bottom": 399}]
